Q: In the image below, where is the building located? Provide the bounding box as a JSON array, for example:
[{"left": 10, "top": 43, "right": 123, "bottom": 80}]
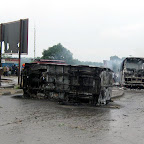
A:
[{"left": 1, "top": 58, "right": 18, "bottom": 67}]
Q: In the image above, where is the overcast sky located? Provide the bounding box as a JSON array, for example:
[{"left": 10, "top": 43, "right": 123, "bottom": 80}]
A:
[{"left": 1, "top": 0, "right": 144, "bottom": 62}]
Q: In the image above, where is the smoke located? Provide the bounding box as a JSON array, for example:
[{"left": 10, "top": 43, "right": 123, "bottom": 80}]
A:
[{"left": 103, "top": 57, "right": 124, "bottom": 83}]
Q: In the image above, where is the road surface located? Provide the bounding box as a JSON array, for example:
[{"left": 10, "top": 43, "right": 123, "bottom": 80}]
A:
[{"left": 0, "top": 90, "right": 144, "bottom": 144}]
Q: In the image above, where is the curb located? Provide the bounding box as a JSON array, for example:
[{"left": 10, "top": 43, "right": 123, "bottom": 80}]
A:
[
  {"left": 2, "top": 92, "right": 12, "bottom": 95},
  {"left": 111, "top": 90, "right": 124, "bottom": 99},
  {"left": 0, "top": 89, "right": 23, "bottom": 96},
  {"left": 0, "top": 85, "right": 15, "bottom": 88}
]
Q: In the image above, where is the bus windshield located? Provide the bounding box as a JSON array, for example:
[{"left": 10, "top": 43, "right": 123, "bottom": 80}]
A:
[{"left": 125, "top": 59, "right": 144, "bottom": 70}]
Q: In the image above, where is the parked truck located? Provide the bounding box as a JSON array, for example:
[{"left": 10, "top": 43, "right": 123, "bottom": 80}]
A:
[{"left": 21, "top": 63, "right": 113, "bottom": 105}]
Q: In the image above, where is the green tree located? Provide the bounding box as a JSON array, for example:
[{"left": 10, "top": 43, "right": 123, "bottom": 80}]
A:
[
  {"left": 42, "top": 43, "right": 74, "bottom": 64},
  {"left": 110, "top": 55, "right": 120, "bottom": 61},
  {"left": 42, "top": 43, "right": 103, "bottom": 66}
]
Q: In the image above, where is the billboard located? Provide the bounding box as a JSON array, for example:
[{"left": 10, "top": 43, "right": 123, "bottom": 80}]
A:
[{"left": 0, "top": 19, "right": 28, "bottom": 54}]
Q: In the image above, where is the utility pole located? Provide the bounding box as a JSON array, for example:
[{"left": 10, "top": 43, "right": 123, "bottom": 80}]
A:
[
  {"left": 34, "top": 25, "right": 36, "bottom": 60},
  {"left": 0, "top": 24, "right": 3, "bottom": 86}
]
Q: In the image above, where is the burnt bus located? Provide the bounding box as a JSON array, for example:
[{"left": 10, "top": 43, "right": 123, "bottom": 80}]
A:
[
  {"left": 21, "top": 63, "right": 113, "bottom": 105},
  {"left": 120, "top": 57, "right": 144, "bottom": 88}
]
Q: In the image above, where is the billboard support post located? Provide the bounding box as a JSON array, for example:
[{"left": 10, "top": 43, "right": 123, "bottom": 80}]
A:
[
  {"left": 0, "top": 24, "right": 3, "bottom": 86},
  {"left": 18, "top": 20, "right": 22, "bottom": 85}
]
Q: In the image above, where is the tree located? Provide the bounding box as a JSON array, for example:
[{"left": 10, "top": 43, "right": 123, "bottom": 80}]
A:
[
  {"left": 110, "top": 55, "right": 120, "bottom": 61},
  {"left": 42, "top": 43, "right": 103, "bottom": 66},
  {"left": 42, "top": 43, "right": 74, "bottom": 64}
]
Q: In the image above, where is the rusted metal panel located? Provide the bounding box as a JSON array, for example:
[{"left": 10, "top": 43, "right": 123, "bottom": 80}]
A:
[{"left": 22, "top": 63, "right": 113, "bottom": 105}]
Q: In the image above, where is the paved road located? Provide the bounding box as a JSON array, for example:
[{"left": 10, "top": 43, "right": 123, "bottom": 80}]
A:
[{"left": 0, "top": 90, "right": 144, "bottom": 144}]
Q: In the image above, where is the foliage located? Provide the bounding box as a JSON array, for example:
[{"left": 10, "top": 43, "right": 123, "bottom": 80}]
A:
[
  {"left": 41, "top": 43, "right": 103, "bottom": 66},
  {"left": 110, "top": 55, "right": 121, "bottom": 61},
  {"left": 42, "top": 43, "right": 74, "bottom": 64},
  {"left": 73, "top": 60, "right": 103, "bottom": 67}
]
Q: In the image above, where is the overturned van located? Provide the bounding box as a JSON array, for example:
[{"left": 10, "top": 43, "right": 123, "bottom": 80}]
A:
[
  {"left": 21, "top": 63, "right": 113, "bottom": 105},
  {"left": 120, "top": 57, "right": 144, "bottom": 88}
]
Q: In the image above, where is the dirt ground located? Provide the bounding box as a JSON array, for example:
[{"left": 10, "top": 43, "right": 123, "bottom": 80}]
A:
[{"left": 0, "top": 90, "right": 144, "bottom": 144}]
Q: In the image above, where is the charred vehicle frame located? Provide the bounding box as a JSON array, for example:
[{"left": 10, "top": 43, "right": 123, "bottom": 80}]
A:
[
  {"left": 21, "top": 63, "right": 113, "bottom": 105},
  {"left": 120, "top": 57, "right": 144, "bottom": 89}
]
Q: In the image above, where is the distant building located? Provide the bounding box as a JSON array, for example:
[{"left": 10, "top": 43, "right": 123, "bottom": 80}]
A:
[{"left": 1, "top": 58, "right": 18, "bottom": 67}]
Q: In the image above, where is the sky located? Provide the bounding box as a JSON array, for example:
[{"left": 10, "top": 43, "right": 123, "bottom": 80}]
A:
[{"left": 1, "top": 0, "right": 144, "bottom": 62}]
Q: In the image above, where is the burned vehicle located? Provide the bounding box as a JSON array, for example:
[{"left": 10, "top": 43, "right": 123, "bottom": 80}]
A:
[
  {"left": 120, "top": 57, "right": 144, "bottom": 88},
  {"left": 22, "top": 63, "right": 113, "bottom": 105}
]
